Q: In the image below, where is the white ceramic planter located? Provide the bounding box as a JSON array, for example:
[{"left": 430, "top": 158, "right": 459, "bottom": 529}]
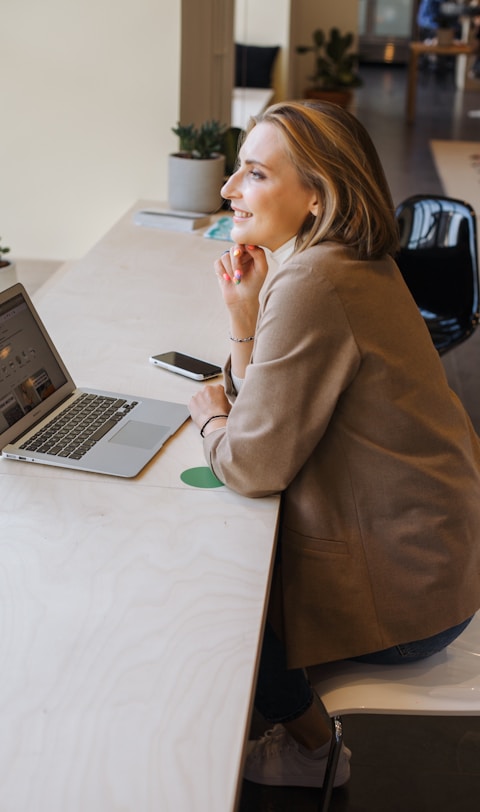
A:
[
  {"left": 168, "top": 153, "right": 226, "bottom": 214},
  {"left": 0, "top": 260, "right": 17, "bottom": 292}
]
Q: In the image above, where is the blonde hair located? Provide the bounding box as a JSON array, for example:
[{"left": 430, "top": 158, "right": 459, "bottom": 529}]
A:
[{"left": 250, "top": 101, "right": 399, "bottom": 260}]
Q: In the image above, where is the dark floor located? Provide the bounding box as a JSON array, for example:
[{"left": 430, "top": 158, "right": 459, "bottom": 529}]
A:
[
  {"left": 241, "top": 712, "right": 480, "bottom": 812},
  {"left": 353, "top": 62, "right": 480, "bottom": 206},
  {"left": 238, "top": 63, "right": 480, "bottom": 812}
]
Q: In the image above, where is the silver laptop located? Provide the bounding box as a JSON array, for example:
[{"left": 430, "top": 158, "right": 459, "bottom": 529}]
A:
[{"left": 0, "top": 283, "right": 189, "bottom": 477}]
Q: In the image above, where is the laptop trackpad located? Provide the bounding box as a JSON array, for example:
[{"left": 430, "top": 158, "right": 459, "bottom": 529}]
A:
[{"left": 110, "top": 421, "right": 169, "bottom": 449}]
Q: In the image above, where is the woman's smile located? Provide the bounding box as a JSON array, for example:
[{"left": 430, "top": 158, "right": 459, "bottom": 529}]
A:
[{"left": 232, "top": 207, "right": 253, "bottom": 220}]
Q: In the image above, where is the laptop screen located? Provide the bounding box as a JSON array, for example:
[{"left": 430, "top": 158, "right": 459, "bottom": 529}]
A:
[{"left": 0, "top": 290, "right": 69, "bottom": 439}]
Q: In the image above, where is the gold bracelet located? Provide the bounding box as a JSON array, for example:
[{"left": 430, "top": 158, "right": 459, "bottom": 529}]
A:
[{"left": 229, "top": 334, "right": 255, "bottom": 343}]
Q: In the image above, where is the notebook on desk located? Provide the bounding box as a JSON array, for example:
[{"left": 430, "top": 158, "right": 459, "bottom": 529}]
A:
[{"left": 0, "top": 283, "right": 189, "bottom": 477}]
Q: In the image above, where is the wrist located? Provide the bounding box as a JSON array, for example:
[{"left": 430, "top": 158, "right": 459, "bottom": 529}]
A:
[
  {"left": 228, "top": 304, "right": 258, "bottom": 332},
  {"left": 229, "top": 318, "right": 257, "bottom": 342},
  {"left": 200, "top": 414, "right": 228, "bottom": 438},
  {"left": 230, "top": 332, "right": 255, "bottom": 343}
]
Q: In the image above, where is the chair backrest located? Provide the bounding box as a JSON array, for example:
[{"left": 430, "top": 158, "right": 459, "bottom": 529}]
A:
[{"left": 395, "top": 194, "right": 480, "bottom": 355}]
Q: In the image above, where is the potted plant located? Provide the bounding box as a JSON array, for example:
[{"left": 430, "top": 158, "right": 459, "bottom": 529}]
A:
[
  {"left": 168, "top": 120, "right": 227, "bottom": 213},
  {"left": 0, "top": 237, "right": 17, "bottom": 292},
  {"left": 296, "top": 27, "right": 363, "bottom": 108}
]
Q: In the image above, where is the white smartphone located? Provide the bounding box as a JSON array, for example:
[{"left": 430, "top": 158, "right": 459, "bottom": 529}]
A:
[{"left": 149, "top": 351, "right": 222, "bottom": 381}]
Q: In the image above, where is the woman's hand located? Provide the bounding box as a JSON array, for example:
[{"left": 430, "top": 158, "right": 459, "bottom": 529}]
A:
[
  {"left": 189, "top": 384, "right": 231, "bottom": 436},
  {"left": 215, "top": 245, "right": 269, "bottom": 379},
  {"left": 214, "top": 244, "right": 268, "bottom": 320},
  {"left": 213, "top": 244, "right": 268, "bottom": 380}
]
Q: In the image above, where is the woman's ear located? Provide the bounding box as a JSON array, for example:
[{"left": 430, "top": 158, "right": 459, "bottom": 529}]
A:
[{"left": 309, "top": 195, "right": 319, "bottom": 217}]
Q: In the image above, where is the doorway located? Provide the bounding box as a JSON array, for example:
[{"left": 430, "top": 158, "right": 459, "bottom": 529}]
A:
[{"left": 359, "top": 0, "right": 419, "bottom": 64}]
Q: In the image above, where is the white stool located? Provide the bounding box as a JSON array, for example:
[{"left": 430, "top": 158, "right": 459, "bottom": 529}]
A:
[{"left": 308, "top": 612, "right": 480, "bottom": 811}]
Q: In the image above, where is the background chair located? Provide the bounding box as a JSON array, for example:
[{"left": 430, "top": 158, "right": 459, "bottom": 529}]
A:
[
  {"left": 395, "top": 195, "right": 479, "bottom": 355},
  {"left": 308, "top": 612, "right": 480, "bottom": 812}
]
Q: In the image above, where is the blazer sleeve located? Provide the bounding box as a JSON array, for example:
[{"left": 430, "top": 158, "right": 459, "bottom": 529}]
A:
[{"left": 203, "top": 255, "right": 361, "bottom": 497}]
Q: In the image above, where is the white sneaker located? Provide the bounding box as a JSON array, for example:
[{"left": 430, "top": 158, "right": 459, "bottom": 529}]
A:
[{"left": 244, "top": 724, "right": 351, "bottom": 788}]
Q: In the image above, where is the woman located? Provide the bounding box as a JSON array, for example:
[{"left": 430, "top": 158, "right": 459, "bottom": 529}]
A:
[{"left": 189, "top": 101, "right": 480, "bottom": 788}]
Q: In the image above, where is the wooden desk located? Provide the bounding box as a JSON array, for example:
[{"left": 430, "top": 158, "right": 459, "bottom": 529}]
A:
[
  {"left": 406, "top": 40, "right": 477, "bottom": 123},
  {"left": 0, "top": 204, "right": 280, "bottom": 811}
]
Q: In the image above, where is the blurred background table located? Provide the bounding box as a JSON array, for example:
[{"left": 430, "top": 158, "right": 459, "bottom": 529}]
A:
[{"left": 406, "top": 40, "right": 478, "bottom": 123}]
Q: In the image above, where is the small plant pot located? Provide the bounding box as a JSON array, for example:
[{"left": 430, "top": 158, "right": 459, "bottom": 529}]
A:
[
  {"left": 437, "top": 28, "right": 454, "bottom": 46},
  {"left": 0, "top": 260, "right": 17, "bottom": 292},
  {"left": 168, "top": 153, "right": 226, "bottom": 214},
  {"left": 304, "top": 87, "right": 353, "bottom": 109}
]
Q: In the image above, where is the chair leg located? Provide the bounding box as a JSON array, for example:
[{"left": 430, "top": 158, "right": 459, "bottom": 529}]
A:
[{"left": 318, "top": 715, "right": 344, "bottom": 812}]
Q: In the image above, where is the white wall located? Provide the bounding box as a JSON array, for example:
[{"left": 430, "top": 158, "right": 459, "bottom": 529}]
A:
[
  {"left": 235, "top": 0, "right": 290, "bottom": 46},
  {"left": 0, "top": 0, "right": 360, "bottom": 261},
  {"left": 0, "top": 0, "right": 181, "bottom": 260}
]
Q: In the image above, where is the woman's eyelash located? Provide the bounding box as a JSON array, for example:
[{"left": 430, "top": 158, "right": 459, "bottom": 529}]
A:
[{"left": 249, "top": 169, "right": 265, "bottom": 179}]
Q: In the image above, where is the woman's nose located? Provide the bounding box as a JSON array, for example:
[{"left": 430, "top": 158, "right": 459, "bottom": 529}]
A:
[{"left": 221, "top": 172, "right": 238, "bottom": 200}]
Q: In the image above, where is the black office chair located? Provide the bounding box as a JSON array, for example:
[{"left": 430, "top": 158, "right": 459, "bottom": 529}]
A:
[{"left": 395, "top": 194, "right": 480, "bottom": 355}]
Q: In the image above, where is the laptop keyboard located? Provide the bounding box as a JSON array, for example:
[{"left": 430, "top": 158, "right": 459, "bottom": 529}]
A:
[{"left": 19, "top": 392, "right": 139, "bottom": 460}]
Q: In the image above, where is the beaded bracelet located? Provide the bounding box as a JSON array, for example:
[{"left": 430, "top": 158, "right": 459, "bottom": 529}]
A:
[
  {"left": 229, "top": 334, "right": 255, "bottom": 343},
  {"left": 200, "top": 414, "right": 229, "bottom": 438}
]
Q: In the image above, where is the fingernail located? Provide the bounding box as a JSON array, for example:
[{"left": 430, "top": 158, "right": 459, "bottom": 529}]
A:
[
  {"left": 233, "top": 248, "right": 242, "bottom": 257},
  {"left": 223, "top": 272, "right": 230, "bottom": 281},
  {"left": 234, "top": 270, "right": 242, "bottom": 280},
  {"left": 246, "top": 245, "right": 255, "bottom": 250}
]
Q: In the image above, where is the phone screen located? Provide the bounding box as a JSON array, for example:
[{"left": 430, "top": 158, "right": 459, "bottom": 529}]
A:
[{"left": 150, "top": 352, "right": 222, "bottom": 380}]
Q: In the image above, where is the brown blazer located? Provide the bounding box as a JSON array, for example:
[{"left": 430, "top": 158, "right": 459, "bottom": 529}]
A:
[{"left": 204, "top": 242, "right": 480, "bottom": 668}]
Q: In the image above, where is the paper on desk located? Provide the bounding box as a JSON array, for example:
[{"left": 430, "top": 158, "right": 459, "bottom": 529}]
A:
[{"left": 203, "top": 216, "right": 233, "bottom": 242}]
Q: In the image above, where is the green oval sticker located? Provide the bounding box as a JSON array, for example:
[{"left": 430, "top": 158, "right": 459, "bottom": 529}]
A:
[{"left": 180, "top": 466, "right": 224, "bottom": 489}]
